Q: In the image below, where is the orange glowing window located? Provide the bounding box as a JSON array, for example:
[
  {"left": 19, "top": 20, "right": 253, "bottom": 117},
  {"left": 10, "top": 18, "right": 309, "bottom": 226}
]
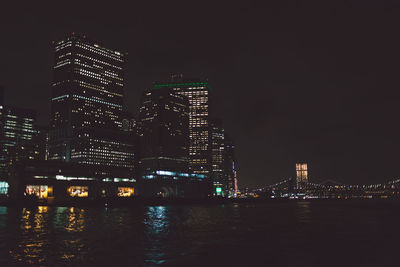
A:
[
  {"left": 117, "top": 187, "right": 134, "bottom": 197},
  {"left": 68, "top": 186, "right": 89, "bottom": 197},
  {"left": 25, "top": 185, "right": 52, "bottom": 199}
]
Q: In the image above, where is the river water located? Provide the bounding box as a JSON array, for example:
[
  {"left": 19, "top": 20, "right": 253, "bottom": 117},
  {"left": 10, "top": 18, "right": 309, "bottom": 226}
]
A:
[{"left": 0, "top": 200, "right": 399, "bottom": 266}]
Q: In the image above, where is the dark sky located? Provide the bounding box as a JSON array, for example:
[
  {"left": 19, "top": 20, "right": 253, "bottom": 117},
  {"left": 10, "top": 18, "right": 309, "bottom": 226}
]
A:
[{"left": 2, "top": 0, "right": 400, "bottom": 188}]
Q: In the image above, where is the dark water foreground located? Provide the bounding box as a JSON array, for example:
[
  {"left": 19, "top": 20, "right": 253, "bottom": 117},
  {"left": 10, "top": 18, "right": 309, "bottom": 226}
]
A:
[{"left": 0, "top": 200, "right": 399, "bottom": 266}]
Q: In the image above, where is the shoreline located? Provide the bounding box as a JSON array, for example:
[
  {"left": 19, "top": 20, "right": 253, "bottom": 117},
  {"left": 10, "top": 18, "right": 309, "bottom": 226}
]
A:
[{"left": 1, "top": 197, "right": 399, "bottom": 208}]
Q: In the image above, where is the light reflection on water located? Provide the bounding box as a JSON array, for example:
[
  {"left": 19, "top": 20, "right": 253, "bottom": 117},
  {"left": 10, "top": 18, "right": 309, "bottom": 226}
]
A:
[
  {"left": 0, "top": 201, "right": 399, "bottom": 265},
  {"left": 65, "top": 207, "right": 86, "bottom": 233},
  {"left": 4, "top": 206, "right": 90, "bottom": 265},
  {"left": 9, "top": 207, "right": 50, "bottom": 265},
  {"left": 144, "top": 206, "right": 168, "bottom": 264}
]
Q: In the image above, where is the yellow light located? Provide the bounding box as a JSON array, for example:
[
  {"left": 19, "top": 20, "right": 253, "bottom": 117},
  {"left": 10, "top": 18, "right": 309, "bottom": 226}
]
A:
[
  {"left": 68, "top": 186, "right": 89, "bottom": 197},
  {"left": 117, "top": 187, "right": 134, "bottom": 197}
]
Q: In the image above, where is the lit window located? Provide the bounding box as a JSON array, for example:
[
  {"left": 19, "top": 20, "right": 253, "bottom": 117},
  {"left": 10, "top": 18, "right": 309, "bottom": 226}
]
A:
[
  {"left": 25, "top": 185, "right": 52, "bottom": 199},
  {"left": 68, "top": 186, "right": 89, "bottom": 197},
  {"left": 117, "top": 187, "right": 134, "bottom": 197}
]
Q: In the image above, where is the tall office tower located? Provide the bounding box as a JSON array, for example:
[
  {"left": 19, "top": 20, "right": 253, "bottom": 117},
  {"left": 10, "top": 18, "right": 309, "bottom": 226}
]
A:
[
  {"left": 153, "top": 75, "right": 212, "bottom": 178},
  {"left": 296, "top": 162, "right": 308, "bottom": 189},
  {"left": 0, "top": 105, "right": 37, "bottom": 180},
  {"left": 49, "top": 33, "right": 134, "bottom": 171},
  {"left": 137, "top": 88, "right": 190, "bottom": 176},
  {"left": 137, "top": 88, "right": 208, "bottom": 197},
  {"left": 223, "top": 134, "right": 237, "bottom": 197},
  {"left": 210, "top": 119, "right": 225, "bottom": 196}
]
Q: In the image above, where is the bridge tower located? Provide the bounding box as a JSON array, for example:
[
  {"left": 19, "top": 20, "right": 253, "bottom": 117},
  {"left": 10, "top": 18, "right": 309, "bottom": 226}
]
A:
[{"left": 296, "top": 162, "right": 308, "bottom": 189}]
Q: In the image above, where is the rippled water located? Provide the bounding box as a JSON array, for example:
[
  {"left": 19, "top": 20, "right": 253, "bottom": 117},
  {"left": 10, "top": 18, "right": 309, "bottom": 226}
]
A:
[{"left": 0, "top": 201, "right": 399, "bottom": 266}]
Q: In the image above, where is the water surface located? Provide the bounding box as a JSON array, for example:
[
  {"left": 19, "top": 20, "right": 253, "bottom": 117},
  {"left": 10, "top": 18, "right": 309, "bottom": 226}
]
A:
[{"left": 0, "top": 200, "right": 398, "bottom": 266}]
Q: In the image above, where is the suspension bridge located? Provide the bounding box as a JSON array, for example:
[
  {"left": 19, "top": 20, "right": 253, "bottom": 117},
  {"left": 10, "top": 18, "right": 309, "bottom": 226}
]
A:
[{"left": 252, "top": 177, "right": 400, "bottom": 199}]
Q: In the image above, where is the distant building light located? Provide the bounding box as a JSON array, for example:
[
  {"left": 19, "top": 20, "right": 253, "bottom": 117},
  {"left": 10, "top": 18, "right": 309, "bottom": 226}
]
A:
[{"left": 0, "top": 181, "right": 9, "bottom": 195}]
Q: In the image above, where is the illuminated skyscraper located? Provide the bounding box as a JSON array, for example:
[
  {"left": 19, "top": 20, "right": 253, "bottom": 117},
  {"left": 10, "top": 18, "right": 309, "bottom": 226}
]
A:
[
  {"left": 296, "top": 162, "right": 308, "bottom": 188},
  {"left": 48, "top": 33, "right": 134, "bottom": 171},
  {"left": 223, "top": 134, "right": 237, "bottom": 197},
  {"left": 210, "top": 119, "right": 225, "bottom": 196},
  {"left": 137, "top": 87, "right": 208, "bottom": 197},
  {"left": 152, "top": 75, "right": 211, "bottom": 177},
  {"left": 0, "top": 105, "right": 37, "bottom": 179},
  {"left": 137, "top": 88, "right": 190, "bottom": 176}
]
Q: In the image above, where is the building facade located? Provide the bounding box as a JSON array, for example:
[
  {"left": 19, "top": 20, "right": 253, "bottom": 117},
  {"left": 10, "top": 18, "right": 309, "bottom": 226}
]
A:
[
  {"left": 138, "top": 88, "right": 190, "bottom": 175},
  {"left": 210, "top": 119, "right": 225, "bottom": 196},
  {"left": 136, "top": 87, "right": 207, "bottom": 197},
  {"left": 223, "top": 134, "right": 237, "bottom": 197},
  {"left": 152, "top": 75, "right": 212, "bottom": 178},
  {"left": 0, "top": 105, "right": 37, "bottom": 181},
  {"left": 48, "top": 33, "right": 134, "bottom": 173},
  {"left": 8, "top": 160, "right": 136, "bottom": 203}
]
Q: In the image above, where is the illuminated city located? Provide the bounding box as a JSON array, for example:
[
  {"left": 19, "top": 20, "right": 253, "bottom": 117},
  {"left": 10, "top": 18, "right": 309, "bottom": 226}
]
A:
[
  {"left": 0, "top": 33, "right": 239, "bottom": 203},
  {"left": 1, "top": 1, "right": 400, "bottom": 266}
]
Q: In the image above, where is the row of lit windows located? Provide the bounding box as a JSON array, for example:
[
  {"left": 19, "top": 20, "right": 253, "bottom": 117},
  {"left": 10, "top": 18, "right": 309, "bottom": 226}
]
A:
[
  {"left": 55, "top": 41, "right": 72, "bottom": 51},
  {"left": 76, "top": 42, "right": 123, "bottom": 62},
  {"left": 74, "top": 59, "right": 123, "bottom": 82},
  {"left": 72, "top": 94, "right": 122, "bottom": 108},
  {"left": 76, "top": 53, "right": 122, "bottom": 70},
  {"left": 54, "top": 59, "right": 71, "bottom": 69}
]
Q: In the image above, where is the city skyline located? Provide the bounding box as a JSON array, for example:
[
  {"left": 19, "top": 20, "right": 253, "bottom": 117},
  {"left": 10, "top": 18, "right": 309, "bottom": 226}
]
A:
[
  {"left": 2, "top": 1, "right": 400, "bottom": 187},
  {"left": 0, "top": 32, "right": 236, "bottom": 199},
  {"left": 1, "top": 2, "right": 400, "bottom": 266}
]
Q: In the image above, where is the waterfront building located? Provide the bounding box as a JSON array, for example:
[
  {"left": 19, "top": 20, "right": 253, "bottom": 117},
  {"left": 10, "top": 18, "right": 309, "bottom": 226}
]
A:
[
  {"left": 8, "top": 125, "right": 50, "bottom": 165},
  {"left": 152, "top": 74, "right": 212, "bottom": 178},
  {"left": 0, "top": 104, "right": 37, "bottom": 181},
  {"left": 48, "top": 33, "right": 134, "bottom": 173},
  {"left": 223, "top": 134, "right": 237, "bottom": 197},
  {"left": 296, "top": 162, "right": 308, "bottom": 189},
  {"left": 210, "top": 119, "right": 225, "bottom": 196},
  {"left": 137, "top": 87, "right": 207, "bottom": 197},
  {"left": 138, "top": 87, "right": 190, "bottom": 174},
  {"left": 8, "top": 160, "right": 135, "bottom": 203}
]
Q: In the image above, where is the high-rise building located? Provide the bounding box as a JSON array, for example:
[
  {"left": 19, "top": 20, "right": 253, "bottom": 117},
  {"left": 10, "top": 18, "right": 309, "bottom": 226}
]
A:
[
  {"left": 210, "top": 119, "right": 225, "bottom": 196},
  {"left": 223, "top": 134, "right": 237, "bottom": 197},
  {"left": 296, "top": 162, "right": 308, "bottom": 188},
  {"left": 0, "top": 105, "right": 37, "bottom": 180},
  {"left": 152, "top": 75, "right": 212, "bottom": 178},
  {"left": 48, "top": 33, "right": 134, "bottom": 172},
  {"left": 136, "top": 87, "right": 208, "bottom": 197},
  {"left": 137, "top": 87, "right": 190, "bottom": 176}
]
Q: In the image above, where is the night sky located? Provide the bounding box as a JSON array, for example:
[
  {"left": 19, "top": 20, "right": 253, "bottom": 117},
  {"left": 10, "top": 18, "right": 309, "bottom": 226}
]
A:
[{"left": 2, "top": 1, "right": 400, "bottom": 188}]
